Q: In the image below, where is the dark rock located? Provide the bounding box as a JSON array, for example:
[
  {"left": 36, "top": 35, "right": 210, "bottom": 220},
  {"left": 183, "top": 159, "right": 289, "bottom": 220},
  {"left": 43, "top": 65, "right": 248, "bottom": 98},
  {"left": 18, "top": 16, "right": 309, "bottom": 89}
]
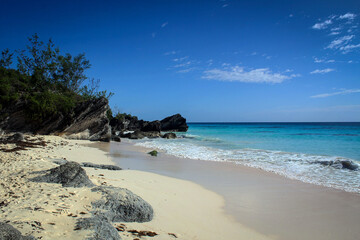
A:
[
  {"left": 315, "top": 160, "right": 359, "bottom": 171},
  {"left": 0, "top": 222, "right": 35, "bottom": 240},
  {"left": 140, "top": 121, "right": 161, "bottom": 132},
  {"left": 160, "top": 114, "right": 188, "bottom": 132},
  {"left": 112, "top": 135, "right": 121, "bottom": 142},
  {"left": 162, "top": 132, "right": 176, "bottom": 139},
  {"left": 82, "top": 162, "right": 122, "bottom": 171},
  {"left": 128, "top": 130, "right": 145, "bottom": 139},
  {"left": 32, "top": 162, "right": 94, "bottom": 187},
  {"left": 75, "top": 216, "right": 121, "bottom": 240},
  {"left": 340, "top": 160, "right": 359, "bottom": 170},
  {"left": 148, "top": 150, "right": 158, "bottom": 157},
  {"left": 6, "top": 133, "right": 24, "bottom": 142},
  {"left": 0, "top": 97, "right": 111, "bottom": 142},
  {"left": 143, "top": 131, "right": 161, "bottom": 138},
  {"left": 91, "top": 186, "right": 153, "bottom": 222}
]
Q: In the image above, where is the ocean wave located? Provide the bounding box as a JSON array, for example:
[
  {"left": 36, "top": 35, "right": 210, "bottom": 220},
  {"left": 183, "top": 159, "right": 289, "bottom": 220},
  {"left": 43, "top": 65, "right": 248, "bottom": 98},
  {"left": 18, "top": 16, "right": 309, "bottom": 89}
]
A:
[{"left": 134, "top": 139, "right": 360, "bottom": 194}]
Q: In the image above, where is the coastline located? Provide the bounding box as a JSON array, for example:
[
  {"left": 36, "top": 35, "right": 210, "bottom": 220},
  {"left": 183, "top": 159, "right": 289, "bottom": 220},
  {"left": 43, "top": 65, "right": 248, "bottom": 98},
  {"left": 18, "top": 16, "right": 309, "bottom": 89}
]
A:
[
  {"left": 0, "top": 135, "right": 270, "bottom": 240},
  {"left": 100, "top": 139, "right": 360, "bottom": 240}
]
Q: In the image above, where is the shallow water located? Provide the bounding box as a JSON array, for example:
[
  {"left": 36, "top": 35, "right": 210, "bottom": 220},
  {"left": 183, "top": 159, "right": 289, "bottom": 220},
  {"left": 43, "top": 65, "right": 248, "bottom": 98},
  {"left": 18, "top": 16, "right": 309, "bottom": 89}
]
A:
[{"left": 134, "top": 122, "right": 360, "bottom": 193}]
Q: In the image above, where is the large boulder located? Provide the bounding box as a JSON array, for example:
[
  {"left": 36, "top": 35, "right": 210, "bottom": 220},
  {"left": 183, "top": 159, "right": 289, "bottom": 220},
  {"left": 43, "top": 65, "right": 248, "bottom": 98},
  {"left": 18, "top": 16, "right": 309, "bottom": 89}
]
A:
[
  {"left": 160, "top": 114, "right": 188, "bottom": 132},
  {"left": 0, "top": 222, "right": 35, "bottom": 240},
  {"left": 32, "top": 162, "right": 95, "bottom": 187},
  {"left": 91, "top": 186, "right": 153, "bottom": 222},
  {"left": 75, "top": 216, "right": 121, "bottom": 240}
]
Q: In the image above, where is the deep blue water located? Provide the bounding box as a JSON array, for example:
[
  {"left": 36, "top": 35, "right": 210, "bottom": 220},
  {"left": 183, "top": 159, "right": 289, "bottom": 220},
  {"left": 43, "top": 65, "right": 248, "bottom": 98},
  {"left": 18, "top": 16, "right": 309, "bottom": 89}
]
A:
[{"left": 134, "top": 122, "right": 360, "bottom": 193}]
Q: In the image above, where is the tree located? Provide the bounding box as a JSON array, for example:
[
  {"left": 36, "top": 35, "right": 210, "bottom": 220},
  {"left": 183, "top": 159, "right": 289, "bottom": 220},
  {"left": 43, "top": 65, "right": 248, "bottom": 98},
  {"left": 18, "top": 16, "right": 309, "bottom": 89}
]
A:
[{"left": 0, "top": 49, "right": 13, "bottom": 68}]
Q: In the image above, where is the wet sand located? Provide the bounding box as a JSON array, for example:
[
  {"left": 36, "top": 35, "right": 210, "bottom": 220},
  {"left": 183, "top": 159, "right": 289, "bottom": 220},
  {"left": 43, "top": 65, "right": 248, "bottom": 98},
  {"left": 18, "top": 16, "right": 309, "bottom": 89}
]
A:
[{"left": 91, "top": 140, "right": 360, "bottom": 240}]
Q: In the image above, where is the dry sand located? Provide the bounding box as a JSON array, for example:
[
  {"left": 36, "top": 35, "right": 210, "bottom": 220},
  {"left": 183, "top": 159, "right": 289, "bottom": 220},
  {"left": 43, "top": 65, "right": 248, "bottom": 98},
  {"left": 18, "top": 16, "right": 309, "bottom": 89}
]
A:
[{"left": 0, "top": 135, "right": 271, "bottom": 240}]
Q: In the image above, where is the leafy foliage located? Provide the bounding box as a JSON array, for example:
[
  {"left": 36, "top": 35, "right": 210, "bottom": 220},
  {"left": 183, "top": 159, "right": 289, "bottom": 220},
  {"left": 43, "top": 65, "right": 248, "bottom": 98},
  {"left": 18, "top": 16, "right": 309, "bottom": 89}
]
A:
[{"left": 0, "top": 34, "right": 113, "bottom": 123}]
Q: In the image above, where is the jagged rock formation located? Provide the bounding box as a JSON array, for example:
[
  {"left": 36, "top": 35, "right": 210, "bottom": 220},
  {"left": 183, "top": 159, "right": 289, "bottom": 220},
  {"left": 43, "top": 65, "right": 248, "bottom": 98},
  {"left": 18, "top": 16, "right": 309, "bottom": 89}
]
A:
[
  {"left": 32, "top": 161, "right": 95, "bottom": 187},
  {"left": 110, "top": 113, "right": 187, "bottom": 140},
  {"left": 0, "top": 97, "right": 111, "bottom": 142},
  {"left": 0, "top": 222, "right": 35, "bottom": 240}
]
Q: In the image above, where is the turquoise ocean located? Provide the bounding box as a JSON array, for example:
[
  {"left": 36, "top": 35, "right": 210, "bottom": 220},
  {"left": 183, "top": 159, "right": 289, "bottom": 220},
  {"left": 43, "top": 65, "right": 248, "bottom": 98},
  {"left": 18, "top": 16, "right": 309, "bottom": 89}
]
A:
[{"left": 134, "top": 122, "right": 360, "bottom": 193}]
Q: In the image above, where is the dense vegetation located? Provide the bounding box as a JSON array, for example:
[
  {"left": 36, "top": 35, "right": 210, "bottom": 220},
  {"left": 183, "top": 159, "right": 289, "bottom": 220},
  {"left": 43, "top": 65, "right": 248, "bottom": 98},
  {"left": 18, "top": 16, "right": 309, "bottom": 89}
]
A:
[{"left": 0, "top": 34, "right": 113, "bottom": 123}]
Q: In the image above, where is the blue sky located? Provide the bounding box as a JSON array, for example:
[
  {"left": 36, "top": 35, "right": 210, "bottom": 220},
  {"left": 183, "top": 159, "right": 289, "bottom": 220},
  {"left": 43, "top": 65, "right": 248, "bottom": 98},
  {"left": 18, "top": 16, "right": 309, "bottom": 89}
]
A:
[{"left": 1, "top": 0, "right": 359, "bottom": 122}]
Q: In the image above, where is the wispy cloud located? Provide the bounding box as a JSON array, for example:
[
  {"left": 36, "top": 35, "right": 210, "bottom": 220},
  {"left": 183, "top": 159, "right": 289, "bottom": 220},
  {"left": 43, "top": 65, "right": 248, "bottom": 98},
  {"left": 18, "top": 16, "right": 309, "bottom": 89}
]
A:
[
  {"left": 339, "top": 13, "right": 357, "bottom": 20},
  {"left": 311, "top": 89, "right": 360, "bottom": 98},
  {"left": 339, "top": 43, "right": 360, "bottom": 52},
  {"left": 312, "top": 13, "right": 359, "bottom": 53},
  {"left": 314, "top": 57, "right": 335, "bottom": 63},
  {"left": 202, "top": 66, "right": 298, "bottom": 84},
  {"left": 326, "top": 35, "right": 354, "bottom": 49},
  {"left": 161, "top": 22, "right": 168, "bottom": 28},
  {"left": 164, "top": 51, "right": 177, "bottom": 55},
  {"left": 310, "top": 68, "right": 335, "bottom": 74},
  {"left": 312, "top": 19, "right": 333, "bottom": 30}
]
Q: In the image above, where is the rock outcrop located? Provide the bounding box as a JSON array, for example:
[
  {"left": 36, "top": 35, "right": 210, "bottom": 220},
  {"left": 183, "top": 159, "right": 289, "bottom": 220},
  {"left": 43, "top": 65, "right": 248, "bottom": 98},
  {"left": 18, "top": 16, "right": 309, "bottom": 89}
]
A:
[
  {"left": 92, "top": 186, "right": 154, "bottom": 222},
  {"left": 0, "top": 222, "right": 35, "bottom": 240},
  {"left": 32, "top": 162, "right": 95, "bottom": 187},
  {"left": 160, "top": 114, "right": 188, "bottom": 132},
  {"left": 110, "top": 113, "right": 188, "bottom": 140},
  {"left": 0, "top": 97, "right": 111, "bottom": 142}
]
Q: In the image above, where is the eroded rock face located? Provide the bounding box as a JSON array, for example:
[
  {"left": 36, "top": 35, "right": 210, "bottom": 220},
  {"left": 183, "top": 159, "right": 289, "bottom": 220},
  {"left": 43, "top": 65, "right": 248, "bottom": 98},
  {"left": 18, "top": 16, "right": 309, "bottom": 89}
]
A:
[
  {"left": 0, "top": 222, "right": 35, "bottom": 240},
  {"left": 0, "top": 97, "right": 111, "bottom": 142},
  {"left": 32, "top": 162, "right": 95, "bottom": 187},
  {"left": 92, "top": 186, "right": 154, "bottom": 223},
  {"left": 61, "top": 97, "right": 111, "bottom": 142},
  {"left": 160, "top": 114, "right": 188, "bottom": 132}
]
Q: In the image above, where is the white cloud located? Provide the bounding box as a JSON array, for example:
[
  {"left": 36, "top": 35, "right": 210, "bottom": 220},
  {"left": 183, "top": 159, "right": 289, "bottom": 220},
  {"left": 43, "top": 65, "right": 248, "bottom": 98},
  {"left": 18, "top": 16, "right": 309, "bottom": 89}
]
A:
[
  {"left": 339, "top": 43, "right": 360, "bottom": 53},
  {"left": 222, "top": 4, "right": 229, "bottom": 7},
  {"left": 151, "top": 32, "right": 156, "bottom": 38},
  {"left": 339, "top": 13, "right": 357, "bottom": 20},
  {"left": 329, "top": 31, "right": 340, "bottom": 35},
  {"left": 289, "top": 14, "right": 293, "bottom": 18},
  {"left": 202, "top": 66, "right": 297, "bottom": 84},
  {"left": 172, "top": 56, "right": 188, "bottom": 62},
  {"left": 314, "top": 57, "right": 335, "bottom": 63},
  {"left": 311, "top": 89, "right": 360, "bottom": 98},
  {"left": 161, "top": 22, "right": 168, "bottom": 28},
  {"left": 173, "top": 61, "right": 192, "bottom": 68},
  {"left": 310, "top": 68, "right": 335, "bottom": 74},
  {"left": 312, "top": 19, "right": 332, "bottom": 30},
  {"left": 326, "top": 35, "right": 354, "bottom": 49},
  {"left": 164, "top": 51, "right": 177, "bottom": 55}
]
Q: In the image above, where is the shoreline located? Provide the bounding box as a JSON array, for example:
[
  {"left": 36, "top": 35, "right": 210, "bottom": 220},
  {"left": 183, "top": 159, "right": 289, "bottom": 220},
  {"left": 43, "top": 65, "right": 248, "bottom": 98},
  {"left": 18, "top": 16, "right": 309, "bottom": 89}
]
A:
[
  {"left": 99, "top": 139, "right": 360, "bottom": 240},
  {"left": 0, "top": 135, "right": 270, "bottom": 240}
]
